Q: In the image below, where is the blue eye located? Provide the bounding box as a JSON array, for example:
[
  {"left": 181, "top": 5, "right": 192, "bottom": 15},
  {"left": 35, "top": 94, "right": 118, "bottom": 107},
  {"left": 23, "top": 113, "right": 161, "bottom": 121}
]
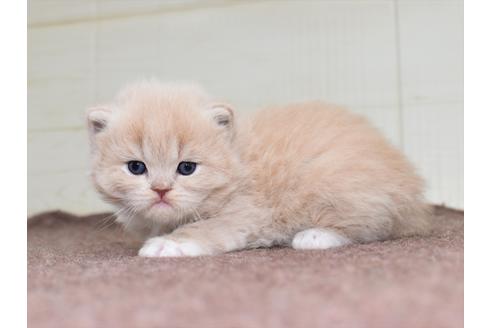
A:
[
  {"left": 127, "top": 161, "right": 147, "bottom": 175},
  {"left": 177, "top": 161, "right": 197, "bottom": 176}
]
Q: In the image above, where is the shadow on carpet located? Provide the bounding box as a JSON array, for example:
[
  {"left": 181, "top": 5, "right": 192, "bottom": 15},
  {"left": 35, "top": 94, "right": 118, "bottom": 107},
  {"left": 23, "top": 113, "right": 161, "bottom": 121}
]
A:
[{"left": 28, "top": 206, "right": 463, "bottom": 328}]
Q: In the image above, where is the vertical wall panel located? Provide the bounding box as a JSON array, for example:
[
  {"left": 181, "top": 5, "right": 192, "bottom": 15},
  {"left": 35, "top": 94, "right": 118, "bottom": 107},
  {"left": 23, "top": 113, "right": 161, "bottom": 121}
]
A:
[
  {"left": 27, "top": 129, "right": 113, "bottom": 215},
  {"left": 397, "top": 0, "right": 463, "bottom": 208},
  {"left": 29, "top": 170, "right": 110, "bottom": 216},
  {"left": 28, "top": 23, "right": 96, "bottom": 130},
  {"left": 402, "top": 103, "right": 463, "bottom": 207}
]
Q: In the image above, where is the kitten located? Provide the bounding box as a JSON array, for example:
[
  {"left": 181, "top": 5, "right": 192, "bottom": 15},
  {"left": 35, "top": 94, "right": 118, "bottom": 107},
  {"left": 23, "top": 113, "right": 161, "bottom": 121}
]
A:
[{"left": 87, "top": 80, "right": 429, "bottom": 257}]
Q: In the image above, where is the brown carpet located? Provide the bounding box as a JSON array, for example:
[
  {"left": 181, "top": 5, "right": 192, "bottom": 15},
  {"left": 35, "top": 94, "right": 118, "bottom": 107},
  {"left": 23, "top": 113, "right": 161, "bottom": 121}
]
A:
[{"left": 28, "top": 206, "right": 463, "bottom": 328}]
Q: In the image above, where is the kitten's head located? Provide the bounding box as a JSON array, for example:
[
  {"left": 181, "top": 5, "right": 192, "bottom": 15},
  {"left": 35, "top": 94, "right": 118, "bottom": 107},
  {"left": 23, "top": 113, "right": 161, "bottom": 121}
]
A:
[{"left": 87, "top": 81, "right": 240, "bottom": 229}]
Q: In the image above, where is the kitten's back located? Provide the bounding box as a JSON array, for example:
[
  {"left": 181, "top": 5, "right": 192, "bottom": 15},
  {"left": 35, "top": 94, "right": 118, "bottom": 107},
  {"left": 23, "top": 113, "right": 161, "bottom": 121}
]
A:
[{"left": 240, "top": 102, "right": 429, "bottom": 240}]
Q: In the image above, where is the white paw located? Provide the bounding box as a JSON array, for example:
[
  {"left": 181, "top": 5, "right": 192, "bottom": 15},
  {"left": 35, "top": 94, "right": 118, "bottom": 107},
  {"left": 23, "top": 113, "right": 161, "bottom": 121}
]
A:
[
  {"left": 292, "top": 228, "right": 351, "bottom": 250},
  {"left": 138, "top": 236, "right": 207, "bottom": 257}
]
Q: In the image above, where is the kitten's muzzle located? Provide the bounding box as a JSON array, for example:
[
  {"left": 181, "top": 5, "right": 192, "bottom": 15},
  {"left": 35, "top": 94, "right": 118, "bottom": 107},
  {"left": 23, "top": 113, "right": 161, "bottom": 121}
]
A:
[{"left": 152, "top": 188, "right": 170, "bottom": 200}]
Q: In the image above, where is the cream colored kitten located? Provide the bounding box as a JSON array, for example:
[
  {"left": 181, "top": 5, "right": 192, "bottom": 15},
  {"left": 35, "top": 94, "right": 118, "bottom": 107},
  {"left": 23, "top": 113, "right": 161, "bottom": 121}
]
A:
[{"left": 87, "top": 80, "right": 429, "bottom": 257}]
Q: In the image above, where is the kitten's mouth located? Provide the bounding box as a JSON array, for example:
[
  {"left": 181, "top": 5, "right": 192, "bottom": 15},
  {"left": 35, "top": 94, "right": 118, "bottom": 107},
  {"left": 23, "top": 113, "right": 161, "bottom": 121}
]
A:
[{"left": 152, "top": 199, "right": 171, "bottom": 208}]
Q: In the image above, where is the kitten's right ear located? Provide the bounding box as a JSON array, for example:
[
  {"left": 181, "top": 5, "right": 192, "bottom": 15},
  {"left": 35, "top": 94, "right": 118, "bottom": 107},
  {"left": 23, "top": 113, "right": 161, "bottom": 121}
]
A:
[
  {"left": 206, "top": 103, "right": 235, "bottom": 140},
  {"left": 86, "top": 106, "right": 112, "bottom": 136}
]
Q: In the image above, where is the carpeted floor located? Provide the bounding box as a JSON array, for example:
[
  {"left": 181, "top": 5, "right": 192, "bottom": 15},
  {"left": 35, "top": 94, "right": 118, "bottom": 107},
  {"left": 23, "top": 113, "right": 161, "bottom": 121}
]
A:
[{"left": 28, "top": 206, "right": 463, "bottom": 328}]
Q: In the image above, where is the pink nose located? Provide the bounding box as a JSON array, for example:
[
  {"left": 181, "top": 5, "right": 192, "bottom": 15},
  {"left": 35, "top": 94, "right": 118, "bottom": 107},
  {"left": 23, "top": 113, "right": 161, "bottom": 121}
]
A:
[{"left": 152, "top": 188, "right": 169, "bottom": 199}]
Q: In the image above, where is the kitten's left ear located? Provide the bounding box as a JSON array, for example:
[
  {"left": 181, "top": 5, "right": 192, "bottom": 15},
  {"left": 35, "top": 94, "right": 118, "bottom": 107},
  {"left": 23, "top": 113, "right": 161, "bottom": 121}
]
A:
[{"left": 207, "top": 103, "right": 235, "bottom": 137}]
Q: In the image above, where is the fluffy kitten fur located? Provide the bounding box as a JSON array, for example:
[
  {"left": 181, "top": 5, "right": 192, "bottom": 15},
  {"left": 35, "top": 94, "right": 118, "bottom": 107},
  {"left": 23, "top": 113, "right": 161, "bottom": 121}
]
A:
[{"left": 87, "top": 81, "right": 429, "bottom": 257}]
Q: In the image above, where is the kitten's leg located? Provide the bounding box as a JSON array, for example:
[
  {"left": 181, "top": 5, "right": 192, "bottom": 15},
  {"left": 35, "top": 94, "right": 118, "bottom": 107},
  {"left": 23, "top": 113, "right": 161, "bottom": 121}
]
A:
[
  {"left": 138, "top": 217, "right": 263, "bottom": 257},
  {"left": 291, "top": 228, "right": 352, "bottom": 250},
  {"left": 138, "top": 203, "right": 275, "bottom": 257}
]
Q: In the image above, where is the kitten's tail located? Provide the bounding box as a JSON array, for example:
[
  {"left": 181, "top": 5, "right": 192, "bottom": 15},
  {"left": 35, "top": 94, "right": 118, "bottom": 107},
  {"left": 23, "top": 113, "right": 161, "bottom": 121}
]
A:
[{"left": 392, "top": 202, "right": 433, "bottom": 238}]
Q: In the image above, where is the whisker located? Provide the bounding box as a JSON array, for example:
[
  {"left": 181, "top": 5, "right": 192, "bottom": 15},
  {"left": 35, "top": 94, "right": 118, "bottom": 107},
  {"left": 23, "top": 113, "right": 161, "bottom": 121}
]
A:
[
  {"left": 192, "top": 208, "right": 203, "bottom": 222},
  {"left": 122, "top": 206, "right": 138, "bottom": 231},
  {"left": 93, "top": 207, "right": 126, "bottom": 232}
]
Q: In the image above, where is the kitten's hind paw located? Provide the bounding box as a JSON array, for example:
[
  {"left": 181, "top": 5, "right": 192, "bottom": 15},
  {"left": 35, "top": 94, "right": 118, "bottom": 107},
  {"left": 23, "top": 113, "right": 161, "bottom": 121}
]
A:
[
  {"left": 292, "top": 228, "right": 351, "bottom": 250},
  {"left": 138, "top": 236, "right": 207, "bottom": 257}
]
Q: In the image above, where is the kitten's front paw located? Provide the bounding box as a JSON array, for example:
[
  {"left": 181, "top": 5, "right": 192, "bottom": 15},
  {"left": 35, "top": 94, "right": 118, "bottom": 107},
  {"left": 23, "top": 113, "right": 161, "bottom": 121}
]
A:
[{"left": 138, "top": 236, "right": 207, "bottom": 257}]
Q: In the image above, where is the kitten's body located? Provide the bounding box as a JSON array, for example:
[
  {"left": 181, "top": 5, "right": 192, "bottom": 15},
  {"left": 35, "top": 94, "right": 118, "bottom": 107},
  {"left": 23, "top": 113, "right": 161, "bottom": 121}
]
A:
[{"left": 87, "top": 81, "right": 429, "bottom": 257}]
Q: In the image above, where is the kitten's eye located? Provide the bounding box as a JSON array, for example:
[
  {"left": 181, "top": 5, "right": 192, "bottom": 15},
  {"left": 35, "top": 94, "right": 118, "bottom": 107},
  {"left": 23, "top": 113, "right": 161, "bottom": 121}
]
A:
[
  {"left": 177, "top": 161, "right": 197, "bottom": 176},
  {"left": 127, "top": 161, "right": 147, "bottom": 175}
]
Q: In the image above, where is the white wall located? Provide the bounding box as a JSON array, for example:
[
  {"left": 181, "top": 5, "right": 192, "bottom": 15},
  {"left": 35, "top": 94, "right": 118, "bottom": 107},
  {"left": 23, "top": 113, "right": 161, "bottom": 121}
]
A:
[{"left": 27, "top": 0, "right": 463, "bottom": 216}]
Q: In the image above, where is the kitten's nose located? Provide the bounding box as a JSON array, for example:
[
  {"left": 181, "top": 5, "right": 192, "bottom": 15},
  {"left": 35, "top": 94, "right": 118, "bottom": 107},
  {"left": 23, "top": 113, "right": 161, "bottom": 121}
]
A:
[{"left": 152, "top": 188, "right": 170, "bottom": 199}]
